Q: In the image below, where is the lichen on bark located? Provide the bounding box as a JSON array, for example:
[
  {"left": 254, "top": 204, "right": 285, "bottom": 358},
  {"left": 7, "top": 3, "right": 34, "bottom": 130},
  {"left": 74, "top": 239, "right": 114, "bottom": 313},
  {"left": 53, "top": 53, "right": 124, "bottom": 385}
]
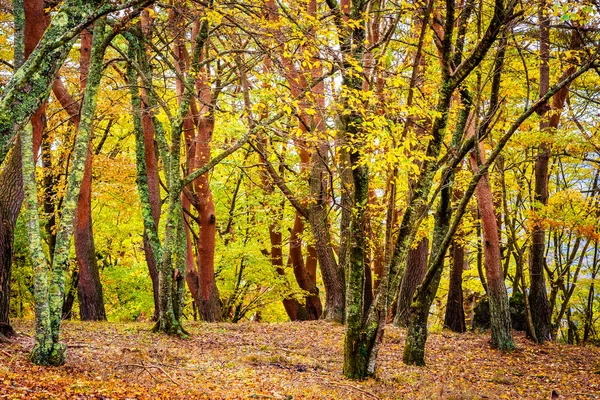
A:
[{"left": 21, "top": 18, "right": 111, "bottom": 366}]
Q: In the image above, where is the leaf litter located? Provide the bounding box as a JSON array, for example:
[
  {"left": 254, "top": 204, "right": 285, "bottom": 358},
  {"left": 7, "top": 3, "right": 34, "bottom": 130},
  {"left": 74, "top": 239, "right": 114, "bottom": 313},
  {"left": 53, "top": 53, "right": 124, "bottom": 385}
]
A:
[{"left": 1, "top": 320, "right": 599, "bottom": 399}]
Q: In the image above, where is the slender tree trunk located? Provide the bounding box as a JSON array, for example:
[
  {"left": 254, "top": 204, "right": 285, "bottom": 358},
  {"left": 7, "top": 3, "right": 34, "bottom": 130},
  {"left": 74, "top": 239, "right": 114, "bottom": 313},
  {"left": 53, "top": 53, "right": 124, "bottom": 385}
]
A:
[
  {"left": 271, "top": 222, "right": 306, "bottom": 321},
  {"left": 135, "top": 17, "right": 162, "bottom": 320},
  {"left": 308, "top": 144, "right": 344, "bottom": 321},
  {"left": 583, "top": 243, "right": 598, "bottom": 343},
  {"left": 74, "top": 28, "right": 106, "bottom": 321},
  {"left": 469, "top": 140, "right": 515, "bottom": 350},
  {"left": 26, "top": 19, "right": 110, "bottom": 365},
  {"left": 0, "top": 0, "right": 46, "bottom": 334},
  {"left": 529, "top": 0, "right": 554, "bottom": 343},
  {"left": 61, "top": 270, "right": 79, "bottom": 320},
  {"left": 530, "top": 9, "right": 580, "bottom": 342}
]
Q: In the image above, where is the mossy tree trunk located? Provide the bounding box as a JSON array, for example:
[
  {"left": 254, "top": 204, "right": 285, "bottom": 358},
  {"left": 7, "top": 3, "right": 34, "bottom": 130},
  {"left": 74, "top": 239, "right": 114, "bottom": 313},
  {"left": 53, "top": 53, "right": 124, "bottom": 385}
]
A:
[
  {"left": 338, "top": 0, "right": 378, "bottom": 380},
  {"left": 23, "top": 19, "right": 112, "bottom": 365},
  {"left": 126, "top": 32, "right": 183, "bottom": 335},
  {"left": 401, "top": 0, "right": 518, "bottom": 365},
  {"left": 22, "top": 124, "right": 61, "bottom": 365},
  {"left": 0, "top": 0, "right": 47, "bottom": 337},
  {"left": 131, "top": 4, "right": 211, "bottom": 334},
  {"left": 403, "top": 88, "right": 463, "bottom": 365},
  {"left": 51, "top": 27, "right": 106, "bottom": 322},
  {"left": 134, "top": 18, "right": 163, "bottom": 321}
]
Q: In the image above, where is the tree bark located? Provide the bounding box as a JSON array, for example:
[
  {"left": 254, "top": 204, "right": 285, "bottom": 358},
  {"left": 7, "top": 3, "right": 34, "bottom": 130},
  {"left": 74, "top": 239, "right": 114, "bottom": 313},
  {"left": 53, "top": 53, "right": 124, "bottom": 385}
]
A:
[
  {"left": 469, "top": 140, "right": 515, "bottom": 350},
  {"left": 73, "top": 28, "right": 106, "bottom": 321},
  {"left": 444, "top": 240, "right": 466, "bottom": 332},
  {"left": 26, "top": 19, "right": 111, "bottom": 365},
  {"left": 75, "top": 148, "right": 106, "bottom": 320},
  {"left": 394, "top": 238, "right": 429, "bottom": 326},
  {"left": 133, "top": 17, "right": 162, "bottom": 320},
  {"left": 288, "top": 214, "right": 323, "bottom": 320},
  {"left": 0, "top": 0, "right": 47, "bottom": 333},
  {"left": 529, "top": 10, "right": 581, "bottom": 343},
  {"left": 529, "top": 0, "right": 553, "bottom": 343}
]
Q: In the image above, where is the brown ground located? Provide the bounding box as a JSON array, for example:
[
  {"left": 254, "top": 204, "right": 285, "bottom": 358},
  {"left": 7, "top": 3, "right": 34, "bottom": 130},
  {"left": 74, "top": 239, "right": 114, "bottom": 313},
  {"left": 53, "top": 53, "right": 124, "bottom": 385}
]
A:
[{"left": 0, "top": 320, "right": 599, "bottom": 399}]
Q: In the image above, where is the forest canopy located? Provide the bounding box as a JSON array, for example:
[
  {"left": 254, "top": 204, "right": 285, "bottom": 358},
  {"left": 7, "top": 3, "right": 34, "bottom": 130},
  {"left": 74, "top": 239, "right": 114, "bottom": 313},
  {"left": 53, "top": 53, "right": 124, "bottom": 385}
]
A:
[{"left": 0, "top": 0, "right": 599, "bottom": 381}]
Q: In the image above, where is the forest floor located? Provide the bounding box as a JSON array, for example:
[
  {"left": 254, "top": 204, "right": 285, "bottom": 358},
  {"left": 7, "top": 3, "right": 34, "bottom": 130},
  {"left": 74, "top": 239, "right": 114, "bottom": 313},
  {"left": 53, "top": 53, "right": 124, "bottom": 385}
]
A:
[{"left": 1, "top": 320, "right": 599, "bottom": 399}]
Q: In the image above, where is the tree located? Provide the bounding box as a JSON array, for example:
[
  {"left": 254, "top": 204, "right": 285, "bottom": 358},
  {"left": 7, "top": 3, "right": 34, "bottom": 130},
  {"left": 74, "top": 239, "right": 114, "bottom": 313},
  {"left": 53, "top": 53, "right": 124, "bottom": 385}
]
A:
[
  {"left": 0, "top": 0, "right": 47, "bottom": 337},
  {"left": 22, "top": 18, "right": 116, "bottom": 365}
]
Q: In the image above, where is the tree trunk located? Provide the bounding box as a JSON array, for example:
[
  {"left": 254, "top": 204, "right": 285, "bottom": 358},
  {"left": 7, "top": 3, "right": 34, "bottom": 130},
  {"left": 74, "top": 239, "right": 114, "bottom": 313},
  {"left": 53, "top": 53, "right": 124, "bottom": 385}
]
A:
[
  {"left": 469, "top": 144, "right": 515, "bottom": 350},
  {"left": 403, "top": 156, "right": 454, "bottom": 366},
  {"left": 308, "top": 144, "right": 344, "bottom": 322},
  {"left": 444, "top": 240, "right": 466, "bottom": 332},
  {"left": 187, "top": 83, "right": 221, "bottom": 322},
  {"left": 529, "top": 0, "right": 553, "bottom": 344},
  {"left": 126, "top": 33, "right": 179, "bottom": 334},
  {"left": 141, "top": 86, "right": 161, "bottom": 322},
  {"left": 73, "top": 27, "right": 106, "bottom": 321},
  {"left": 343, "top": 159, "right": 371, "bottom": 378},
  {"left": 402, "top": 84, "right": 472, "bottom": 366},
  {"left": 26, "top": 19, "right": 110, "bottom": 365},
  {"left": 0, "top": 0, "right": 47, "bottom": 333},
  {"left": 529, "top": 6, "right": 580, "bottom": 342},
  {"left": 288, "top": 214, "right": 322, "bottom": 320},
  {"left": 130, "top": 13, "right": 162, "bottom": 321},
  {"left": 394, "top": 238, "right": 429, "bottom": 326},
  {"left": 75, "top": 149, "right": 106, "bottom": 320},
  {"left": 271, "top": 222, "right": 306, "bottom": 321}
]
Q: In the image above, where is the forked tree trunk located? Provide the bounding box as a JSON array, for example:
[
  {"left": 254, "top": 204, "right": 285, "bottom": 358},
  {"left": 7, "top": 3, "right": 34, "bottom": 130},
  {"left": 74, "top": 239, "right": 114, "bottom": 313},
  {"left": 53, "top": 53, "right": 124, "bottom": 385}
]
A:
[
  {"left": 288, "top": 214, "right": 323, "bottom": 320},
  {"left": 392, "top": 0, "right": 431, "bottom": 327}
]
